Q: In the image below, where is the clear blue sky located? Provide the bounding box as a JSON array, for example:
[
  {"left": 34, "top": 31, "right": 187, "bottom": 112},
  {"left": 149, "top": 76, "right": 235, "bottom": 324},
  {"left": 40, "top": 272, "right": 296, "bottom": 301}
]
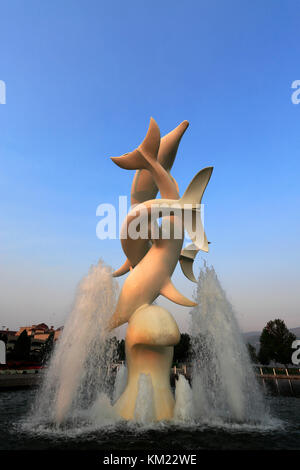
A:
[{"left": 0, "top": 0, "right": 299, "bottom": 332}]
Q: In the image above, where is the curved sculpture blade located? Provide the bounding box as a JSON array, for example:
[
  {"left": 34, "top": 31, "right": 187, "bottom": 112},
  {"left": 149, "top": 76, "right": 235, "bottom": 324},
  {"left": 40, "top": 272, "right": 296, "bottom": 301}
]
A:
[
  {"left": 160, "top": 278, "right": 197, "bottom": 307},
  {"left": 112, "top": 258, "right": 131, "bottom": 278},
  {"left": 180, "top": 167, "right": 213, "bottom": 251},
  {"left": 179, "top": 244, "right": 199, "bottom": 283}
]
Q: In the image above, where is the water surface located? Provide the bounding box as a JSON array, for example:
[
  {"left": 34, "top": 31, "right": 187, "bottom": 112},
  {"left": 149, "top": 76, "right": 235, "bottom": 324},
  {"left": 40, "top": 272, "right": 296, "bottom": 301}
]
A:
[{"left": 0, "top": 389, "right": 299, "bottom": 450}]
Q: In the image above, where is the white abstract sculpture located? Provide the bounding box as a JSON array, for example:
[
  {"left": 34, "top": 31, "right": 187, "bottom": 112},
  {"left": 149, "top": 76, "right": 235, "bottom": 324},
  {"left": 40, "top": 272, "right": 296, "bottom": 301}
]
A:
[{"left": 109, "top": 118, "right": 213, "bottom": 420}]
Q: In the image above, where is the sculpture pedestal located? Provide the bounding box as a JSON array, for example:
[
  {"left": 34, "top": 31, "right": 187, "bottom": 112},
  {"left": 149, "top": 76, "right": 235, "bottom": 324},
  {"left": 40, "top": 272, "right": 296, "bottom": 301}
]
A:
[{"left": 114, "top": 304, "right": 180, "bottom": 421}]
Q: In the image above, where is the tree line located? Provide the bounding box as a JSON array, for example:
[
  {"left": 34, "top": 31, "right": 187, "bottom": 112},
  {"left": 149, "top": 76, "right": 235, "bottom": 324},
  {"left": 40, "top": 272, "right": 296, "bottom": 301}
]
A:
[
  {"left": 0, "top": 318, "right": 296, "bottom": 367},
  {"left": 117, "top": 318, "right": 297, "bottom": 366}
]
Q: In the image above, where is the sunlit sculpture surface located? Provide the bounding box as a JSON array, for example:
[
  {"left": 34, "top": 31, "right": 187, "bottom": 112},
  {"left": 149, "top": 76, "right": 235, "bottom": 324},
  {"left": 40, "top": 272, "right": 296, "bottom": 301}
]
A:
[{"left": 109, "top": 118, "right": 213, "bottom": 420}]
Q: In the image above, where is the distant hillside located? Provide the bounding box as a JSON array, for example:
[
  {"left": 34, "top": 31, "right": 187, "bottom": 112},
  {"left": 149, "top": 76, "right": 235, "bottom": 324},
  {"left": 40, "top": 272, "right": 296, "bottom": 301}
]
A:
[
  {"left": 290, "top": 327, "right": 300, "bottom": 338},
  {"left": 243, "top": 326, "right": 300, "bottom": 351}
]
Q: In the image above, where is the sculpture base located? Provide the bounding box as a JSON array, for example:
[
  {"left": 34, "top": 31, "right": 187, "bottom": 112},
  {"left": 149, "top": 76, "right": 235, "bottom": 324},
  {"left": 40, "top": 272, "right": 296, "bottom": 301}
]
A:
[{"left": 114, "top": 304, "right": 180, "bottom": 421}]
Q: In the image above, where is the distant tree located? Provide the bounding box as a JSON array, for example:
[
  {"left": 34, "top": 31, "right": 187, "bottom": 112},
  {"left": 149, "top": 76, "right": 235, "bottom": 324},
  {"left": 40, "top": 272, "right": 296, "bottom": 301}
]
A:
[
  {"left": 117, "top": 339, "right": 125, "bottom": 361},
  {"left": 258, "top": 344, "right": 270, "bottom": 365},
  {"left": 13, "top": 330, "right": 31, "bottom": 360},
  {"left": 247, "top": 343, "right": 258, "bottom": 363},
  {"left": 173, "top": 333, "right": 191, "bottom": 363},
  {"left": 41, "top": 331, "right": 54, "bottom": 364},
  {"left": 258, "top": 319, "right": 296, "bottom": 366}
]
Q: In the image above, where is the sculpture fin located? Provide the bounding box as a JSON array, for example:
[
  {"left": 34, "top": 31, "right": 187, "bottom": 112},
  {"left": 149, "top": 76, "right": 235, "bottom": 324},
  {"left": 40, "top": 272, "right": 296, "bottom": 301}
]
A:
[
  {"left": 130, "top": 120, "right": 188, "bottom": 205},
  {"left": 179, "top": 257, "right": 197, "bottom": 283},
  {"left": 138, "top": 117, "right": 160, "bottom": 161},
  {"left": 112, "top": 259, "right": 131, "bottom": 278},
  {"left": 160, "top": 278, "right": 197, "bottom": 307},
  {"left": 179, "top": 244, "right": 199, "bottom": 283},
  {"left": 180, "top": 166, "right": 213, "bottom": 206},
  {"left": 110, "top": 118, "right": 160, "bottom": 170},
  {"left": 158, "top": 120, "right": 189, "bottom": 168},
  {"left": 180, "top": 167, "right": 213, "bottom": 251}
]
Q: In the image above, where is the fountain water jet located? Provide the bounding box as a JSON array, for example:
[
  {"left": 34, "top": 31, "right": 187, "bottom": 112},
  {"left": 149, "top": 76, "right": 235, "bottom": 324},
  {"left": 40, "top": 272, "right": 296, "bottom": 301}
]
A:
[
  {"left": 32, "top": 260, "right": 119, "bottom": 424},
  {"left": 190, "top": 264, "right": 267, "bottom": 424}
]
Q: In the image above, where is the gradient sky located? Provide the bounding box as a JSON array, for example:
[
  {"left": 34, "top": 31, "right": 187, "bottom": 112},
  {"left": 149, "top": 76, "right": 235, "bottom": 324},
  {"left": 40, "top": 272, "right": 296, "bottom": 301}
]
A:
[{"left": 0, "top": 0, "right": 299, "bottom": 333}]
